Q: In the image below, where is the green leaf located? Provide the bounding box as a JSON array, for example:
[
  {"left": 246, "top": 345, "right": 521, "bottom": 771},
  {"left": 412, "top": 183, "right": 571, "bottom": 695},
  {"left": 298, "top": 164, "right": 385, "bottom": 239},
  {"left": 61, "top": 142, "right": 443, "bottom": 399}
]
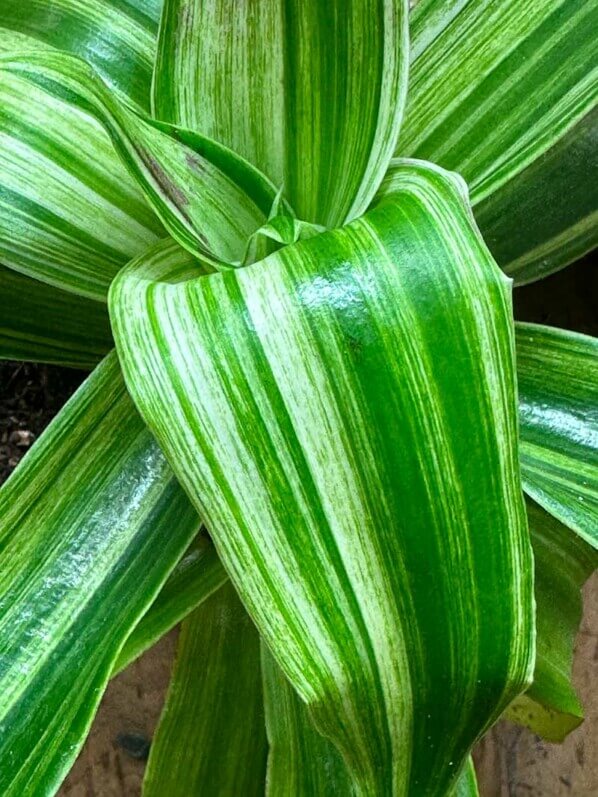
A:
[
  {"left": 452, "top": 758, "right": 479, "bottom": 797},
  {"left": 0, "top": 264, "right": 111, "bottom": 367},
  {"left": 401, "top": 0, "right": 598, "bottom": 281},
  {"left": 516, "top": 322, "right": 598, "bottom": 547},
  {"left": 505, "top": 499, "right": 597, "bottom": 742},
  {"left": 110, "top": 160, "right": 534, "bottom": 796},
  {"left": 0, "top": 62, "right": 163, "bottom": 299},
  {"left": 0, "top": 353, "right": 200, "bottom": 795},
  {"left": 153, "top": 0, "right": 409, "bottom": 227},
  {"left": 0, "top": 0, "right": 162, "bottom": 110},
  {"left": 0, "top": 50, "right": 278, "bottom": 274},
  {"left": 143, "top": 582, "right": 267, "bottom": 797},
  {"left": 113, "top": 532, "right": 227, "bottom": 675},
  {"left": 264, "top": 645, "right": 479, "bottom": 796},
  {"left": 474, "top": 107, "right": 598, "bottom": 285},
  {"left": 262, "top": 647, "right": 353, "bottom": 796}
]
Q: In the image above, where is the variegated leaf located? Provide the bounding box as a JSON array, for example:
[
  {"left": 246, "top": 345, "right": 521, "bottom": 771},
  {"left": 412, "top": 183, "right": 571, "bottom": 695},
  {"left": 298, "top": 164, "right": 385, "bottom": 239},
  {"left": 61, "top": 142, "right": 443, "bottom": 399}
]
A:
[
  {"left": 153, "top": 0, "right": 409, "bottom": 227},
  {"left": 401, "top": 0, "right": 598, "bottom": 282},
  {"left": 110, "top": 161, "right": 534, "bottom": 795}
]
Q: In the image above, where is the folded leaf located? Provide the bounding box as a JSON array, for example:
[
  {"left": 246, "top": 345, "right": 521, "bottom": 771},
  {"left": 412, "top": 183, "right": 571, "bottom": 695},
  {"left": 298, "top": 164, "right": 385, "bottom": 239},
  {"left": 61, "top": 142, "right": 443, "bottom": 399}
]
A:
[
  {"left": 0, "top": 51, "right": 279, "bottom": 269},
  {"left": 143, "top": 583, "right": 267, "bottom": 797},
  {"left": 0, "top": 0, "right": 162, "bottom": 109},
  {"left": 114, "top": 532, "right": 227, "bottom": 674},
  {"left": 110, "top": 160, "right": 534, "bottom": 795},
  {"left": 0, "top": 353, "right": 200, "bottom": 795},
  {"left": 401, "top": 0, "right": 598, "bottom": 281},
  {"left": 153, "top": 0, "right": 409, "bottom": 227},
  {"left": 505, "top": 499, "right": 597, "bottom": 742},
  {"left": 0, "top": 63, "right": 163, "bottom": 299},
  {"left": 0, "top": 264, "right": 111, "bottom": 367},
  {"left": 516, "top": 322, "right": 598, "bottom": 547}
]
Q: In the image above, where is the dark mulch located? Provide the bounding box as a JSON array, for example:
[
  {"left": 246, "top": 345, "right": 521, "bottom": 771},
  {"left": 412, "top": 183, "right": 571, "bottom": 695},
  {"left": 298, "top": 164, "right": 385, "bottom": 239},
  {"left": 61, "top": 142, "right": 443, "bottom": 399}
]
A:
[{"left": 0, "top": 362, "right": 85, "bottom": 483}]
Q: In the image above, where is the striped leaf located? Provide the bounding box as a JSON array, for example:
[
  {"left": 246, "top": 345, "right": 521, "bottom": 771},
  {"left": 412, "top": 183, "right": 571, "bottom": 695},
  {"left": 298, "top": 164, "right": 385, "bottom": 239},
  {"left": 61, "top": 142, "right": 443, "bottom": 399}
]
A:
[
  {"left": 264, "top": 644, "right": 478, "bottom": 797},
  {"left": 505, "top": 499, "right": 597, "bottom": 742},
  {"left": 474, "top": 107, "right": 598, "bottom": 285},
  {"left": 453, "top": 759, "right": 480, "bottom": 797},
  {"left": 143, "top": 583, "right": 267, "bottom": 797},
  {"left": 0, "top": 265, "right": 111, "bottom": 367},
  {"left": 0, "top": 63, "right": 163, "bottom": 299},
  {"left": 0, "top": 353, "right": 200, "bottom": 795},
  {"left": 517, "top": 323, "right": 598, "bottom": 546},
  {"left": 262, "top": 647, "right": 354, "bottom": 796},
  {"left": 153, "top": 0, "right": 409, "bottom": 227},
  {"left": 0, "top": 51, "right": 279, "bottom": 271},
  {"left": 114, "top": 532, "right": 227, "bottom": 674},
  {"left": 0, "top": 0, "right": 162, "bottom": 109},
  {"left": 400, "top": 0, "right": 598, "bottom": 282},
  {"left": 110, "top": 160, "right": 534, "bottom": 795}
]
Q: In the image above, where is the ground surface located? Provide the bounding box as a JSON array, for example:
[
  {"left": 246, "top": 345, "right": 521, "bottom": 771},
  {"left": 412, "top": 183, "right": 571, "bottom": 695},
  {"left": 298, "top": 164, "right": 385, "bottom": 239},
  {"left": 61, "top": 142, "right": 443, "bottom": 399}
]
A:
[{"left": 0, "top": 256, "right": 596, "bottom": 795}]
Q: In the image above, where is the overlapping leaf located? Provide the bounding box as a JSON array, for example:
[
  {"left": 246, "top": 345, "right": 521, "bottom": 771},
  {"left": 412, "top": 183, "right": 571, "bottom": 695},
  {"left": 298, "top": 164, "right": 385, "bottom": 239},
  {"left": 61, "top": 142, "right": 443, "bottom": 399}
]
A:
[
  {"left": 401, "top": 0, "right": 598, "bottom": 281},
  {"left": 0, "top": 51, "right": 279, "bottom": 270},
  {"left": 0, "top": 265, "right": 111, "bottom": 366},
  {"left": 517, "top": 323, "right": 598, "bottom": 546},
  {"left": 505, "top": 499, "right": 597, "bottom": 742},
  {"left": 143, "top": 583, "right": 267, "bottom": 796},
  {"left": 0, "top": 353, "right": 200, "bottom": 795},
  {"left": 0, "top": 63, "right": 163, "bottom": 298},
  {"left": 262, "top": 648, "right": 352, "bottom": 796},
  {"left": 153, "top": 0, "right": 409, "bottom": 227},
  {"left": 110, "top": 160, "right": 534, "bottom": 795},
  {"left": 114, "top": 532, "right": 227, "bottom": 674},
  {"left": 0, "top": 0, "right": 162, "bottom": 109}
]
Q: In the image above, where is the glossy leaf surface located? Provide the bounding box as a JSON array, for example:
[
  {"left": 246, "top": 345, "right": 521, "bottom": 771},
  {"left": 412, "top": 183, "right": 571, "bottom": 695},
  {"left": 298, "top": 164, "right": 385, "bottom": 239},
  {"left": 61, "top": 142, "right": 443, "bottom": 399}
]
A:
[
  {"left": 153, "top": 0, "right": 409, "bottom": 227},
  {"left": 517, "top": 323, "right": 598, "bottom": 547},
  {"left": 0, "top": 353, "right": 199, "bottom": 795},
  {"left": 401, "top": 0, "right": 598, "bottom": 281},
  {"left": 114, "top": 533, "right": 227, "bottom": 674},
  {"left": 143, "top": 583, "right": 267, "bottom": 797},
  {"left": 111, "top": 161, "right": 534, "bottom": 795}
]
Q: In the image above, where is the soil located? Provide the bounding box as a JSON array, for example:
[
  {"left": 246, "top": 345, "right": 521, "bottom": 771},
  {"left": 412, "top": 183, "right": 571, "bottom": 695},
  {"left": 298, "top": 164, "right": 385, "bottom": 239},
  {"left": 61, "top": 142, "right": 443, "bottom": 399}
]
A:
[{"left": 0, "top": 362, "right": 84, "bottom": 482}]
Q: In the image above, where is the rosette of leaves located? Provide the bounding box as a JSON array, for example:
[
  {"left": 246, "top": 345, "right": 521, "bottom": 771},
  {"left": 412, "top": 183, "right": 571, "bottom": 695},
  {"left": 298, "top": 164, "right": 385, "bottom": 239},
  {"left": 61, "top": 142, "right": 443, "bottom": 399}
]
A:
[{"left": 0, "top": 1, "right": 596, "bottom": 795}]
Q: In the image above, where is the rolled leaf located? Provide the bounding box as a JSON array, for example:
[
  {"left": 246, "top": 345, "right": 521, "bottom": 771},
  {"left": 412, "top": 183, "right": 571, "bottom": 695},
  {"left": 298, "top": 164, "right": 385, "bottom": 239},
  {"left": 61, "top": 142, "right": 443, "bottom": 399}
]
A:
[
  {"left": 0, "top": 63, "right": 163, "bottom": 299},
  {"left": 505, "top": 500, "right": 597, "bottom": 742},
  {"left": 0, "top": 51, "right": 279, "bottom": 269},
  {"left": 0, "top": 0, "right": 162, "bottom": 109},
  {"left": 114, "top": 533, "right": 227, "bottom": 674},
  {"left": 517, "top": 322, "right": 598, "bottom": 546},
  {"left": 0, "top": 265, "right": 111, "bottom": 367},
  {"left": 143, "top": 583, "right": 267, "bottom": 797},
  {"left": 153, "top": 0, "right": 409, "bottom": 227},
  {"left": 110, "top": 160, "right": 534, "bottom": 795},
  {"left": 401, "top": 0, "right": 598, "bottom": 281},
  {"left": 0, "top": 353, "right": 200, "bottom": 795}
]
